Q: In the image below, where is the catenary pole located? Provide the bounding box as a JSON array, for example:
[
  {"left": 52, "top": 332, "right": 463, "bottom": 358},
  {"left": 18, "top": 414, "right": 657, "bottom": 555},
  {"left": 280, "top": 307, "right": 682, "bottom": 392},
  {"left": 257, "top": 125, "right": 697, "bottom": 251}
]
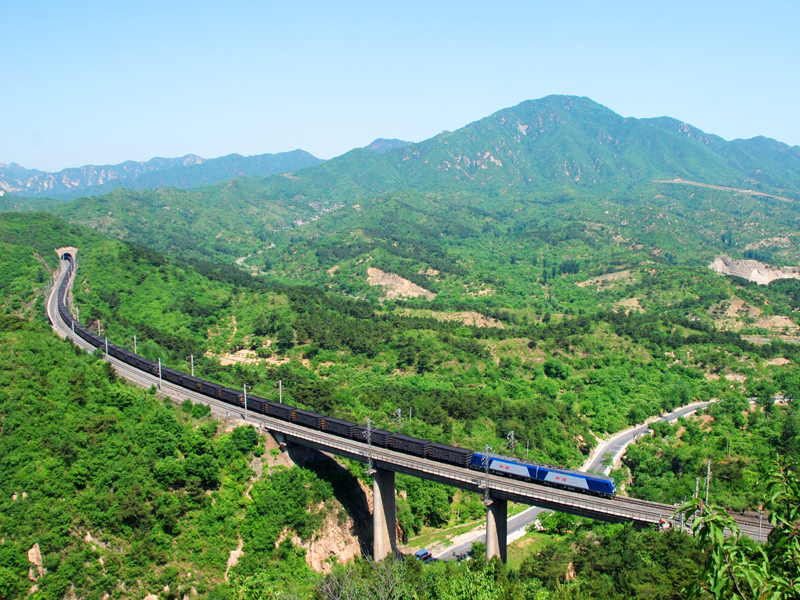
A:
[
  {"left": 133, "top": 335, "right": 137, "bottom": 353},
  {"left": 191, "top": 354, "right": 194, "bottom": 377},
  {"left": 483, "top": 445, "right": 492, "bottom": 504},
  {"left": 158, "top": 358, "right": 162, "bottom": 390},
  {"left": 244, "top": 384, "right": 248, "bottom": 421},
  {"left": 366, "top": 418, "right": 375, "bottom": 475},
  {"left": 705, "top": 460, "right": 711, "bottom": 505},
  {"left": 758, "top": 510, "right": 763, "bottom": 543}
]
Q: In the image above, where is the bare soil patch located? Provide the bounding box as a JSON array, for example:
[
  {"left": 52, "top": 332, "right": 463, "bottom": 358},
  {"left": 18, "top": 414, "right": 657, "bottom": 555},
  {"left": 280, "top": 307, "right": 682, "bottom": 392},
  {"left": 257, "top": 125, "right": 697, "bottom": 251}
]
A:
[
  {"left": 618, "top": 297, "right": 644, "bottom": 313},
  {"left": 366, "top": 267, "right": 435, "bottom": 299},
  {"left": 578, "top": 270, "right": 634, "bottom": 289},
  {"left": 766, "top": 357, "right": 792, "bottom": 366},
  {"left": 398, "top": 309, "right": 504, "bottom": 329}
]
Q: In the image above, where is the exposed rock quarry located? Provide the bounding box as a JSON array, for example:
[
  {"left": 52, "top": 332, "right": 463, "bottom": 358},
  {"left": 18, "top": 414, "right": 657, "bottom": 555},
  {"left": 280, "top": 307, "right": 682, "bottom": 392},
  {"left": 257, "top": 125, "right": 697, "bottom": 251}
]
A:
[
  {"left": 366, "top": 267, "right": 435, "bottom": 300},
  {"left": 709, "top": 255, "right": 800, "bottom": 285}
]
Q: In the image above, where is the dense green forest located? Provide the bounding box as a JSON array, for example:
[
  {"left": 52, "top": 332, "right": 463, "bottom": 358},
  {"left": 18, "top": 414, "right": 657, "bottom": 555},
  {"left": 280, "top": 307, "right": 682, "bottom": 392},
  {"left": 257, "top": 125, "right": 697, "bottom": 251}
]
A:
[{"left": 2, "top": 308, "right": 795, "bottom": 599}]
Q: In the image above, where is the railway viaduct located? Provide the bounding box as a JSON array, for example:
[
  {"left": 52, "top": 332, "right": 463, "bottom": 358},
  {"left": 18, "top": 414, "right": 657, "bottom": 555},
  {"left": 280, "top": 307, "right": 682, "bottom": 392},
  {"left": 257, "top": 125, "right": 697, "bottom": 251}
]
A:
[{"left": 47, "top": 251, "right": 772, "bottom": 562}]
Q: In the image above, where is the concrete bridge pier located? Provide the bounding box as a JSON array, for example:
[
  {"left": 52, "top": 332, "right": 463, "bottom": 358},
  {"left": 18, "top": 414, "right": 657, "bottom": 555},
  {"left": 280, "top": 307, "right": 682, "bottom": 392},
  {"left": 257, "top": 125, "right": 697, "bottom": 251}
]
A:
[
  {"left": 372, "top": 468, "right": 397, "bottom": 560},
  {"left": 485, "top": 497, "right": 508, "bottom": 563}
]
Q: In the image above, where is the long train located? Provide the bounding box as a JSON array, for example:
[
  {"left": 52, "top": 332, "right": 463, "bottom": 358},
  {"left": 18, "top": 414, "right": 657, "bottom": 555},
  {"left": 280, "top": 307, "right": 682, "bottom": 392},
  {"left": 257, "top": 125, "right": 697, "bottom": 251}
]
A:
[{"left": 55, "top": 253, "right": 617, "bottom": 498}]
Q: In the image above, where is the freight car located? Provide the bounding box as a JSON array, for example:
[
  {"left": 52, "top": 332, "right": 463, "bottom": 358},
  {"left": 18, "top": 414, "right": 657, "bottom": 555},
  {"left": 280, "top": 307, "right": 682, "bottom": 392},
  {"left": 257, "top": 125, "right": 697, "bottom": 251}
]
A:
[{"left": 54, "top": 253, "right": 616, "bottom": 499}]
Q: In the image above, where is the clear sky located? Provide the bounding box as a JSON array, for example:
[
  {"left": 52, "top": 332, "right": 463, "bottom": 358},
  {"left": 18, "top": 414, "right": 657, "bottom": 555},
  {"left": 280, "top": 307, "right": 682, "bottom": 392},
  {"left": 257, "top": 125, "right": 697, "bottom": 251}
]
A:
[{"left": 3, "top": 1, "right": 799, "bottom": 172}]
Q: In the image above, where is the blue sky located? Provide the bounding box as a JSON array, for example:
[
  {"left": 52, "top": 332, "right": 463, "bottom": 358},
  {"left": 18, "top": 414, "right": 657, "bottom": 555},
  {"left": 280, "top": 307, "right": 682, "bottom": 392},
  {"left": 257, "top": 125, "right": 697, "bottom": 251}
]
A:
[{"left": 3, "top": 1, "right": 798, "bottom": 171}]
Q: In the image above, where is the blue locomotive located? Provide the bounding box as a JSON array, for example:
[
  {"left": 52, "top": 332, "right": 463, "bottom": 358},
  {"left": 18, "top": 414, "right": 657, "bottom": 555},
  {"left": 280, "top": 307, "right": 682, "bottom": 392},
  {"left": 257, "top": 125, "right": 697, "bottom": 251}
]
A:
[{"left": 470, "top": 453, "right": 616, "bottom": 497}]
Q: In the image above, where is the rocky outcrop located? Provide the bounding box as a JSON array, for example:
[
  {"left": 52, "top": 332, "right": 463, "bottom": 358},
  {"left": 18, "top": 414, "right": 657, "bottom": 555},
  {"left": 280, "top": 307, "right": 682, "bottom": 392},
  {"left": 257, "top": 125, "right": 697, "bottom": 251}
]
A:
[
  {"left": 709, "top": 255, "right": 800, "bottom": 285},
  {"left": 302, "top": 511, "right": 361, "bottom": 573},
  {"left": 224, "top": 539, "right": 244, "bottom": 581},
  {"left": 27, "top": 543, "right": 45, "bottom": 581}
]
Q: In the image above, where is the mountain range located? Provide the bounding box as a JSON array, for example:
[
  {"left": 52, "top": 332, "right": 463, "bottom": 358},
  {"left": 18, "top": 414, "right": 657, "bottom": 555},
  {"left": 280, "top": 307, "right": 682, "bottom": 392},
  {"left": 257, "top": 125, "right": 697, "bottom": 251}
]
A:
[
  {"left": 0, "top": 138, "right": 420, "bottom": 202},
  {"left": 0, "top": 149, "right": 324, "bottom": 200}
]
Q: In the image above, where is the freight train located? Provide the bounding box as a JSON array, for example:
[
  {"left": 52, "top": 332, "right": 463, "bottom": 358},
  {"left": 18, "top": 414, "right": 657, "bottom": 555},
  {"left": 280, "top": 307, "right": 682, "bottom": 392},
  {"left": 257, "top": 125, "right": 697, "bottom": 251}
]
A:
[{"left": 55, "top": 253, "right": 617, "bottom": 498}]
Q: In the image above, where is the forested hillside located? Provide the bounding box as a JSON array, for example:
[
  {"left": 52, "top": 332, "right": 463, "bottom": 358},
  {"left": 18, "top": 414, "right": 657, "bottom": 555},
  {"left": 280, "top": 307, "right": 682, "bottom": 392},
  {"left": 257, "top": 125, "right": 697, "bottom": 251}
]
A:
[{"left": 0, "top": 316, "right": 336, "bottom": 598}]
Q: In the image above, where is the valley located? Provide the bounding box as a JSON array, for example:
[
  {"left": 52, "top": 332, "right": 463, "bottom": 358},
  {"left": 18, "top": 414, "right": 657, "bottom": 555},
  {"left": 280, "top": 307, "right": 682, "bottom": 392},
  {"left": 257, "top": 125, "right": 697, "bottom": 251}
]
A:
[{"left": 1, "top": 95, "right": 799, "bottom": 599}]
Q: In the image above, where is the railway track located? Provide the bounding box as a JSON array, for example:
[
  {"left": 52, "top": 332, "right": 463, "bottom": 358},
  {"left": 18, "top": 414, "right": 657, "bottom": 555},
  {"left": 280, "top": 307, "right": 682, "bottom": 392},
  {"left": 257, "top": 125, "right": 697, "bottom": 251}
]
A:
[{"left": 46, "top": 255, "right": 774, "bottom": 541}]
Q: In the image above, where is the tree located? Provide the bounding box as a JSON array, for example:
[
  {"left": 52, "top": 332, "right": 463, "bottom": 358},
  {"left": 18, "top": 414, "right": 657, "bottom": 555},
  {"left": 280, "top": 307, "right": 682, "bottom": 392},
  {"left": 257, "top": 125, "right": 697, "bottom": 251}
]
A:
[
  {"left": 539, "top": 511, "right": 581, "bottom": 534},
  {"left": 276, "top": 324, "right": 294, "bottom": 351},
  {"left": 231, "top": 425, "right": 259, "bottom": 454},
  {"left": 677, "top": 460, "right": 800, "bottom": 599}
]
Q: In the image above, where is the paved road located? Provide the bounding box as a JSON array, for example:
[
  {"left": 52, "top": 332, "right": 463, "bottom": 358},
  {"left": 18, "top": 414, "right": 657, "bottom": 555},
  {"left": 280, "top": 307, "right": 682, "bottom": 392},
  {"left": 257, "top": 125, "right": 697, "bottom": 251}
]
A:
[{"left": 585, "top": 401, "right": 716, "bottom": 474}]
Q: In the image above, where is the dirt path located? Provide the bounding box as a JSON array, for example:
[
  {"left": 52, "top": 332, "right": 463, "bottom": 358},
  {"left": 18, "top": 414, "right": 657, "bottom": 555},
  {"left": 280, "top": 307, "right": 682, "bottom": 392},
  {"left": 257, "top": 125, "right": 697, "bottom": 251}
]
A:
[{"left": 653, "top": 178, "right": 792, "bottom": 202}]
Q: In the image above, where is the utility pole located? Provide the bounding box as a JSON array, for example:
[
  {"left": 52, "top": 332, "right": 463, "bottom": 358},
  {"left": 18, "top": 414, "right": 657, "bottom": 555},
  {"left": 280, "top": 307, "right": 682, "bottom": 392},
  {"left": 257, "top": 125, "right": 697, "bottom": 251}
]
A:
[
  {"left": 705, "top": 460, "right": 711, "bottom": 505},
  {"left": 243, "top": 384, "right": 248, "bottom": 421},
  {"left": 158, "top": 358, "right": 162, "bottom": 390},
  {"left": 133, "top": 335, "right": 137, "bottom": 354},
  {"left": 393, "top": 408, "right": 402, "bottom": 433}
]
